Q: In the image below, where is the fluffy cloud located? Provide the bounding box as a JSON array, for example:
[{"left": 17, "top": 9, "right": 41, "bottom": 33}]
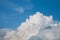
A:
[
  {"left": 0, "top": 12, "right": 60, "bottom": 40},
  {"left": 0, "top": 29, "right": 11, "bottom": 40}
]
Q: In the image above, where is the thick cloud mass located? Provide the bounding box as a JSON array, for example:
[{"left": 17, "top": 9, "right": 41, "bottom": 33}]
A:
[{"left": 0, "top": 12, "right": 60, "bottom": 40}]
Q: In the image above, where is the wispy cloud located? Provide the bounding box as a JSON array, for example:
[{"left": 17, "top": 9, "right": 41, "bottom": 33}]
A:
[
  {"left": 0, "top": 12, "right": 60, "bottom": 40},
  {"left": 0, "top": 0, "right": 33, "bottom": 13},
  {"left": 15, "top": 7, "right": 24, "bottom": 13},
  {"left": 14, "top": 0, "right": 33, "bottom": 13}
]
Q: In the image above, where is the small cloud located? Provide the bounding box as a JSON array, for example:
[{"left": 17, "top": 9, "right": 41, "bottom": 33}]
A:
[{"left": 15, "top": 7, "right": 24, "bottom": 13}]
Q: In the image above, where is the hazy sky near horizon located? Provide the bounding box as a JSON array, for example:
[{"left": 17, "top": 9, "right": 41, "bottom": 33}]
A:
[{"left": 0, "top": 0, "right": 60, "bottom": 29}]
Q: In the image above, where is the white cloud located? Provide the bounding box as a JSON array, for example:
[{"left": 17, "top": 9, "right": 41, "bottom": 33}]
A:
[
  {"left": 0, "top": 12, "right": 60, "bottom": 40},
  {"left": 0, "top": 29, "right": 12, "bottom": 40}
]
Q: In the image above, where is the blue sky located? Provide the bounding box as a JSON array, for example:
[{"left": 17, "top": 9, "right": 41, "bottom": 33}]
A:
[{"left": 0, "top": 0, "right": 60, "bottom": 29}]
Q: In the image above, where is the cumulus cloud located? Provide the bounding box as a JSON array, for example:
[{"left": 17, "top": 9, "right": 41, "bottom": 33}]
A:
[
  {"left": 0, "top": 12, "right": 60, "bottom": 40},
  {"left": 0, "top": 29, "right": 12, "bottom": 40}
]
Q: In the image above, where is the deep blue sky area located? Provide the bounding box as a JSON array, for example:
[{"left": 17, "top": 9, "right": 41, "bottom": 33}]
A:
[{"left": 0, "top": 0, "right": 60, "bottom": 29}]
